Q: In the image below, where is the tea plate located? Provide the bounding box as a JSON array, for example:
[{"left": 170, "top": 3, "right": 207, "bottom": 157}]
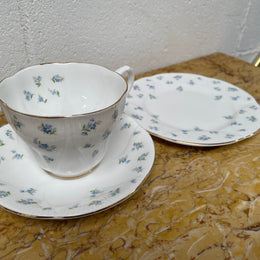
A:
[
  {"left": 125, "top": 73, "right": 260, "bottom": 146},
  {"left": 0, "top": 114, "right": 155, "bottom": 219}
]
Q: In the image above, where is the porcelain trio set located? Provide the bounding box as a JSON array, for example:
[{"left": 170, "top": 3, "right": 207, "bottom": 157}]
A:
[{"left": 0, "top": 63, "right": 259, "bottom": 218}]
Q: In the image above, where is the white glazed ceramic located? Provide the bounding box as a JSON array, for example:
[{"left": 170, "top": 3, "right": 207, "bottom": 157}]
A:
[
  {"left": 0, "top": 63, "right": 134, "bottom": 178},
  {"left": 0, "top": 114, "right": 155, "bottom": 219},
  {"left": 125, "top": 73, "right": 260, "bottom": 146}
]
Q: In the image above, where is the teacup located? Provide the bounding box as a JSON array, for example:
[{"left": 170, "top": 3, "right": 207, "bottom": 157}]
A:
[{"left": 0, "top": 63, "right": 134, "bottom": 178}]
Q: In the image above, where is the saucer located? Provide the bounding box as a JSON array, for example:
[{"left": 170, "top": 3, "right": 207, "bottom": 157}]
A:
[
  {"left": 0, "top": 114, "right": 155, "bottom": 219},
  {"left": 125, "top": 73, "right": 260, "bottom": 146}
]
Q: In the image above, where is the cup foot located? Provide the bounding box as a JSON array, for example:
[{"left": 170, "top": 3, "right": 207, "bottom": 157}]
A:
[{"left": 43, "top": 163, "right": 100, "bottom": 179}]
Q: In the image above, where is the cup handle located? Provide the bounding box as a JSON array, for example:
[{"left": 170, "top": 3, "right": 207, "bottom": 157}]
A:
[{"left": 116, "top": 66, "right": 134, "bottom": 93}]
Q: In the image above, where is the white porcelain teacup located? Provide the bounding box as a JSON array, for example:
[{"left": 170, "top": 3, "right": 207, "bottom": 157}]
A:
[{"left": 0, "top": 63, "right": 134, "bottom": 178}]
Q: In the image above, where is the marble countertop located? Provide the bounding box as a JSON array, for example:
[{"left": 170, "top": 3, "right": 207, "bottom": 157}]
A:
[{"left": 0, "top": 53, "right": 259, "bottom": 259}]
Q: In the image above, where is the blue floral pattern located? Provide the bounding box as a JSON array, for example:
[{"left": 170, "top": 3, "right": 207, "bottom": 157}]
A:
[
  {"left": 33, "top": 76, "right": 42, "bottom": 87},
  {"left": 81, "top": 118, "right": 101, "bottom": 136},
  {"left": 0, "top": 115, "right": 155, "bottom": 218},
  {"left": 38, "top": 95, "right": 47, "bottom": 103},
  {"left": 38, "top": 123, "right": 56, "bottom": 135},
  {"left": 125, "top": 73, "right": 260, "bottom": 146},
  {"left": 33, "top": 138, "right": 56, "bottom": 152},
  {"left": 24, "top": 90, "right": 34, "bottom": 101},
  {"left": 52, "top": 74, "right": 64, "bottom": 83},
  {"left": 12, "top": 116, "right": 23, "bottom": 130},
  {"left": 11, "top": 150, "right": 23, "bottom": 160},
  {"left": 43, "top": 155, "right": 54, "bottom": 163},
  {"left": 0, "top": 191, "right": 10, "bottom": 197}
]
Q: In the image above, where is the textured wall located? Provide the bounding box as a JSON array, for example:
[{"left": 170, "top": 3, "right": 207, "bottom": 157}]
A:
[{"left": 0, "top": 0, "right": 259, "bottom": 79}]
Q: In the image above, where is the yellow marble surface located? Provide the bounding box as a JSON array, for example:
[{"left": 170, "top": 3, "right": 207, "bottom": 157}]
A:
[{"left": 0, "top": 53, "right": 259, "bottom": 259}]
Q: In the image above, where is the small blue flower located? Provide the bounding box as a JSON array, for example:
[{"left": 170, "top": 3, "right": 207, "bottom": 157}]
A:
[
  {"left": 89, "top": 200, "right": 102, "bottom": 206},
  {"left": 110, "top": 188, "right": 120, "bottom": 196},
  {"left": 13, "top": 116, "right": 23, "bottom": 129},
  {"left": 20, "top": 188, "right": 36, "bottom": 195},
  {"left": 239, "top": 129, "right": 246, "bottom": 132},
  {"left": 92, "top": 150, "right": 99, "bottom": 157},
  {"left": 194, "top": 127, "right": 203, "bottom": 131},
  {"left": 166, "top": 81, "right": 173, "bottom": 84},
  {"left": 231, "top": 96, "right": 240, "bottom": 101},
  {"left": 147, "top": 84, "right": 155, "bottom": 89},
  {"left": 113, "top": 109, "right": 118, "bottom": 119},
  {"left": 5, "top": 130, "right": 13, "bottom": 138},
  {"left": 149, "top": 94, "right": 156, "bottom": 99},
  {"left": 133, "top": 85, "right": 140, "bottom": 91},
  {"left": 119, "top": 156, "right": 130, "bottom": 164},
  {"left": 138, "top": 152, "right": 148, "bottom": 161},
  {"left": 215, "top": 95, "right": 222, "bottom": 100},
  {"left": 52, "top": 74, "right": 64, "bottom": 83},
  {"left": 212, "top": 80, "right": 220, "bottom": 84},
  {"left": 228, "top": 87, "right": 237, "bottom": 92},
  {"left": 0, "top": 156, "right": 5, "bottom": 163},
  {"left": 133, "top": 131, "right": 140, "bottom": 135},
  {"left": 133, "top": 166, "right": 143, "bottom": 173},
  {"left": 69, "top": 204, "right": 79, "bottom": 209},
  {"left": 176, "top": 86, "right": 183, "bottom": 92},
  {"left": 247, "top": 116, "right": 257, "bottom": 122},
  {"left": 24, "top": 90, "right": 33, "bottom": 101},
  {"left": 171, "top": 133, "right": 177, "bottom": 137},
  {"left": 181, "top": 130, "right": 189, "bottom": 134},
  {"left": 18, "top": 198, "right": 37, "bottom": 205},
  {"left": 103, "top": 130, "right": 111, "bottom": 140},
  {"left": 81, "top": 119, "right": 101, "bottom": 135},
  {"left": 157, "top": 76, "right": 163, "bottom": 80},
  {"left": 131, "top": 179, "right": 137, "bottom": 183},
  {"left": 174, "top": 75, "right": 182, "bottom": 80},
  {"left": 231, "top": 121, "right": 242, "bottom": 126},
  {"left": 224, "top": 115, "right": 233, "bottom": 120},
  {"left": 137, "top": 94, "right": 143, "bottom": 98},
  {"left": 39, "top": 123, "right": 56, "bottom": 135},
  {"left": 249, "top": 105, "right": 258, "bottom": 110},
  {"left": 0, "top": 191, "right": 10, "bottom": 197},
  {"left": 149, "top": 126, "right": 158, "bottom": 131},
  {"left": 132, "top": 114, "right": 143, "bottom": 120},
  {"left": 132, "top": 142, "right": 143, "bottom": 151},
  {"left": 90, "top": 189, "right": 101, "bottom": 197},
  {"left": 48, "top": 89, "right": 60, "bottom": 97},
  {"left": 209, "top": 131, "right": 218, "bottom": 134},
  {"left": 198, "top": 135, "right": 211, "bottom": 141},
  {"left": 151, "top": 119, "right": 158, "bottom": 124},
  {"left": 225, "top": 134, "right": 235, "bottom": 139},
  {"left": 83, "top": 144, "right": 94, "bottom": 148},
  {"left": 188, "top": 80, "right": 195, "bottom": 85},
  {"left": 11, "top": 150, "right": 23, "bottom": 159},
  {"left": 33, "top": 76, "right": 42, "bottom": 87},
  {"left": 152, "top": 115, "right": 159, "bottom": 119},
  {"left": 214, "top": 87, "right": 221, "bottom": 91},
  {"left": 34, "top": 138, "right": 56, "bottom": 151},
  {"left": 134, "top": 106, "right": 143, "bottom": 111},
  {"left": 239, "top": 109, "right": 246, "bottom": 114},
  {"left": 121, "top": 123, "right": 131, "bottom": 130},
  {"left": 43, "top": 155, "right": 54, "bottom": 163}
]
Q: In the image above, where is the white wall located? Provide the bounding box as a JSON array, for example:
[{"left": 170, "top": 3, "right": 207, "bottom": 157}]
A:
[{"left": 1, "top": 0, "right": 259, "bottom": 79}]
